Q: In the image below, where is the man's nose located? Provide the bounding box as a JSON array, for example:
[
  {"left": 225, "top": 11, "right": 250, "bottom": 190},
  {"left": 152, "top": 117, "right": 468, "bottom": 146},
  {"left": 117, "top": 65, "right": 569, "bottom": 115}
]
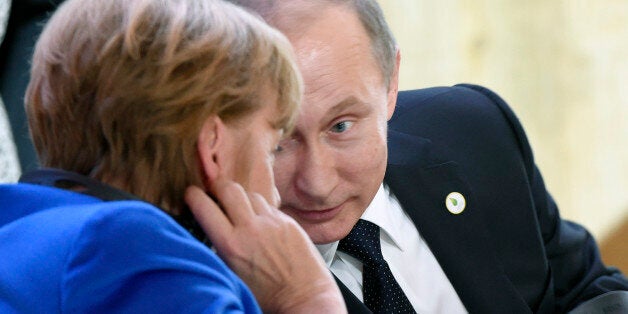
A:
[{"left": 294, "top": 143, "right": 339, "bottom": 203}]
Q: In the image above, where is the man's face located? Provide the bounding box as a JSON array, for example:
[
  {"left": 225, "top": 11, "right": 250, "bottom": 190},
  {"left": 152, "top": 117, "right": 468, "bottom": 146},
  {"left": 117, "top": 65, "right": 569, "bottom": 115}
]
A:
[{"left": 273, "top": 4, "right": 396, "bottom": 244}]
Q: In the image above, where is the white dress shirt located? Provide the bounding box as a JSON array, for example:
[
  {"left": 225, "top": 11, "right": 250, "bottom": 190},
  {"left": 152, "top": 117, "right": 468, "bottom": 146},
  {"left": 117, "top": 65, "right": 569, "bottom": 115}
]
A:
[{"left": 316, "top": 184, "right": 467, "bottom": 313}]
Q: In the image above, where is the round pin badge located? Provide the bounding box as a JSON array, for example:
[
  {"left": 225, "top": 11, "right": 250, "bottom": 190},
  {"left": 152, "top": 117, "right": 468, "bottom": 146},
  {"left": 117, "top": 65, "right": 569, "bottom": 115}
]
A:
[{"left": 445, "top": 192, "right": 466, "bottom": 214}]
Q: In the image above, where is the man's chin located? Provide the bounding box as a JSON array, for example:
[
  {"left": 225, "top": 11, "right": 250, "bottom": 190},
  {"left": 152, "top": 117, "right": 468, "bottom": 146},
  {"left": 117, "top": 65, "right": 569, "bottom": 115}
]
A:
[{"left": 301, "top": 220, "right": 354, "bottom": 245}]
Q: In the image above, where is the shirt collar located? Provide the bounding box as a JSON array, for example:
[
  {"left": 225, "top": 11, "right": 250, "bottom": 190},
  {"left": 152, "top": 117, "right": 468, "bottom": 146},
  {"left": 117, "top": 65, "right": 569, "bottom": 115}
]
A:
[
  {"left": 362, "top": 184, "right": 406, "bottom": 251},
  {"left": 316, "top": 242, "right": 338, "bottom": 267},
  {"left": 315, "top": 184, "right": 407, "bottom": 265}
]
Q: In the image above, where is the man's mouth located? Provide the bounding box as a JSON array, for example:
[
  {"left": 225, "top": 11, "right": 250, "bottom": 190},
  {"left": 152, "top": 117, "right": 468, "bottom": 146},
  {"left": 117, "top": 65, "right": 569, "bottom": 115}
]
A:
[{"left": 282, "top": 202, "right": 345, "bottom": 223}]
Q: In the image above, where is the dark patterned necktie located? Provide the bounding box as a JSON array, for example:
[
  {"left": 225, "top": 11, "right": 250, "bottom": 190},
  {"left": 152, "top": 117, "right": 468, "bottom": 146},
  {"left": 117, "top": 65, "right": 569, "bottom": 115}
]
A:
[{"left": 338, "top": 219, "right": 416, "bottom": 313}]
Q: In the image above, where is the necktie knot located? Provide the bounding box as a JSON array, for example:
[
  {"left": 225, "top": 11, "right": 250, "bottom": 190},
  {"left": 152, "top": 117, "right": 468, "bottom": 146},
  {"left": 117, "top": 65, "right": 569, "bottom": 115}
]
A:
[
  {"left": 338, "top": 219, "right": 385, "bottom": 266},
  {"left": 338, "top": 219, "right": 416, "bottom": 313}
]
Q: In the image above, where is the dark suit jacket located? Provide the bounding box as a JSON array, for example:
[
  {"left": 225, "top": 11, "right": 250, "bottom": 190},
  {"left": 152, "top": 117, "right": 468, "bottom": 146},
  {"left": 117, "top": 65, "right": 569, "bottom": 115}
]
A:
[{"left": 338, "top": 84, "right": 628, "bottom": 314}]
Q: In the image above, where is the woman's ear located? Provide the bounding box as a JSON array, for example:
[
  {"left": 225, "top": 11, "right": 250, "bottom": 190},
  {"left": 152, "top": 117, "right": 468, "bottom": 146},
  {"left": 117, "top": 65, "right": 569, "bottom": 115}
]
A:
[{"left": 197, "top": 115, "right": 226, "bottom": 189}]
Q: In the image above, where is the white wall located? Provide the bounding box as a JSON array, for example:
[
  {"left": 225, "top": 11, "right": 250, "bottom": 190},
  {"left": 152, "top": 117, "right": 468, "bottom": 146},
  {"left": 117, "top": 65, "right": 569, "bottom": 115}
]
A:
[{"left": 380, "top": 0, "right": 628, "bottom": 241}]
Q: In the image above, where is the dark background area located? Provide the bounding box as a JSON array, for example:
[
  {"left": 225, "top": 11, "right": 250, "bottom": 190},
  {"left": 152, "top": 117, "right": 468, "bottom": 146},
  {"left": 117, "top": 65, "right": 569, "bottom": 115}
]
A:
[{"left": 1, "top": 0, "right": 65, "bottom": 172}]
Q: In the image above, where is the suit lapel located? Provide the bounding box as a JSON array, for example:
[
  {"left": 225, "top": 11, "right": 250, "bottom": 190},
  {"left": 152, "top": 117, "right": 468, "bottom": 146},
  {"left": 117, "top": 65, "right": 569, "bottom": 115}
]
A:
[
  {"left": 334, "top": 275, "right": 372, "bottom": 314},
  {"left": 385, "top": 130, "right": 530, "bottom": 313}
]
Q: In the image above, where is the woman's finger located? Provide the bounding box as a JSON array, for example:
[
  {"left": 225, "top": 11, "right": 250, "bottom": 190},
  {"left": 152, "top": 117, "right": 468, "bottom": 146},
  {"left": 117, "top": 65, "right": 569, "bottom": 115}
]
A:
[{"left": 184, "top": 185, "right": 233, "bottom": 247}]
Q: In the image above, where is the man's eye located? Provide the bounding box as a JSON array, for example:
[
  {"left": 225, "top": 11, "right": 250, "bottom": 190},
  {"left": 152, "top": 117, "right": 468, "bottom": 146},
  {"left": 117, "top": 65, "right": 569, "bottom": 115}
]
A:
[
  {"left": 330, "top": 121, "right": 353, "bottom": 133},
  {"left": 274, "top": 138, "right": 291, "bottom": 153}
]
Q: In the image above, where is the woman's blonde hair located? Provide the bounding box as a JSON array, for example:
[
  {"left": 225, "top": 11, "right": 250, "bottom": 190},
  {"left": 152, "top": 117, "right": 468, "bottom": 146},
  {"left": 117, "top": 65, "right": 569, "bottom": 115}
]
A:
[{"left": 25, "top": 0, "right": 301, "bottom": 213}]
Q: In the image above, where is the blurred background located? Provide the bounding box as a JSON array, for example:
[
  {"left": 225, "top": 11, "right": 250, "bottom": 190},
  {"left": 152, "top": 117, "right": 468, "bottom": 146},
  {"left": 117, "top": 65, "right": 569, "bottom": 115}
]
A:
[{"left": 379, "top": 0, "right": 628, "bottom": 271}]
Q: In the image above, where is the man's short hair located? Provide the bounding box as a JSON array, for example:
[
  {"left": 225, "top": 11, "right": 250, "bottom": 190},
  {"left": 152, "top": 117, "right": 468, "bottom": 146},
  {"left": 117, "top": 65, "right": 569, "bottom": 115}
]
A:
[
  {"left": 229, "top": 0, "right": 397, "bottom": 87},
  {"left": 25, "top": 0, "right": 302, "bottom": 212}
]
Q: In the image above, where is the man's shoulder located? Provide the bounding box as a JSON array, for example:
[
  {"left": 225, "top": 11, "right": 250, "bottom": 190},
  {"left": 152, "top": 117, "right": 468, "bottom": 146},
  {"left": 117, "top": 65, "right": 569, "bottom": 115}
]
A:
[
  {"left": 391, "top": 84, "right": 526, "bottom": 146},
  {"left": 393, "top": 84, "right": 512, "bottom": 123},
  {"left": 388, "top": 84, "right": 535, "bottom": 175}
]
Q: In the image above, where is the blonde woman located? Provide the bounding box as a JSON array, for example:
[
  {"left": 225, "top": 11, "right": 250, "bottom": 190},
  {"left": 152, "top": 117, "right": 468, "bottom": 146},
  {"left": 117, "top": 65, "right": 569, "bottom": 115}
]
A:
[{"left": 0, "top": 0, "right": 344, "bottom": 312}]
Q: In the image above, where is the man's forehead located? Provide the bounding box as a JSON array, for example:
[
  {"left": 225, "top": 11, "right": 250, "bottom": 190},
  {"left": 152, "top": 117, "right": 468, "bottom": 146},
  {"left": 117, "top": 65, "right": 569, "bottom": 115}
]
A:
[
  {"left": 265, "top": 0, "right": 351, "bottom": 30},
  {"left": 264, "top": 0, "right": 326, "bottom": 27}
]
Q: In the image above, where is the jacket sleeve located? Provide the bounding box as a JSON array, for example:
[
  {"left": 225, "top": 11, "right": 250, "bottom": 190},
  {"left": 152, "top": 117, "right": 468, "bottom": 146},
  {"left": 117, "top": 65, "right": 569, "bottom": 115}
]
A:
[
  {"left": 60, "top": 201, "right": 261, "bottom": 313},
  {"left": 458, "top": 84, "right": 628, "bottom": 312}
]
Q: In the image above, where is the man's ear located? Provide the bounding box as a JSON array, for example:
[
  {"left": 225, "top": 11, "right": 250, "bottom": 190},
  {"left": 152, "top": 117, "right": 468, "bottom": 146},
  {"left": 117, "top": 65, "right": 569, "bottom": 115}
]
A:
[
  {"left": 386, "top": 47, "right": 401, "bottom": 121},
  {"left": 197, "top": 115, "right": 226, "bottom": 189}
]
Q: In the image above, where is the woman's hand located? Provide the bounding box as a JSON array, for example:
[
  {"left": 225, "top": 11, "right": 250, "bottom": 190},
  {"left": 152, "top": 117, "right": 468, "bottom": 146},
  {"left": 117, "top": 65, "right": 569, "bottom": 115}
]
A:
[{"left": 185, "top": 180, "right": 346, "bottom": 313}]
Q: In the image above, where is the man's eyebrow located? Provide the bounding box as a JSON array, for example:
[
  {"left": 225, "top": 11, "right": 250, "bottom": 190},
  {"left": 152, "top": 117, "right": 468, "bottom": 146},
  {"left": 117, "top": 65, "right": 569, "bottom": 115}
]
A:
[{"left": 322, "top": 96, "right": 367, "bottom": 121}]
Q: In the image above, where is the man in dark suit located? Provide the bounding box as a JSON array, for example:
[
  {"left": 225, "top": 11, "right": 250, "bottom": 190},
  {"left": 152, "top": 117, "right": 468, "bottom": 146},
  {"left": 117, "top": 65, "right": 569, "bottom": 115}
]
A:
[{"left": 230, "top": 0, "right": 628, "bottom": 312}]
